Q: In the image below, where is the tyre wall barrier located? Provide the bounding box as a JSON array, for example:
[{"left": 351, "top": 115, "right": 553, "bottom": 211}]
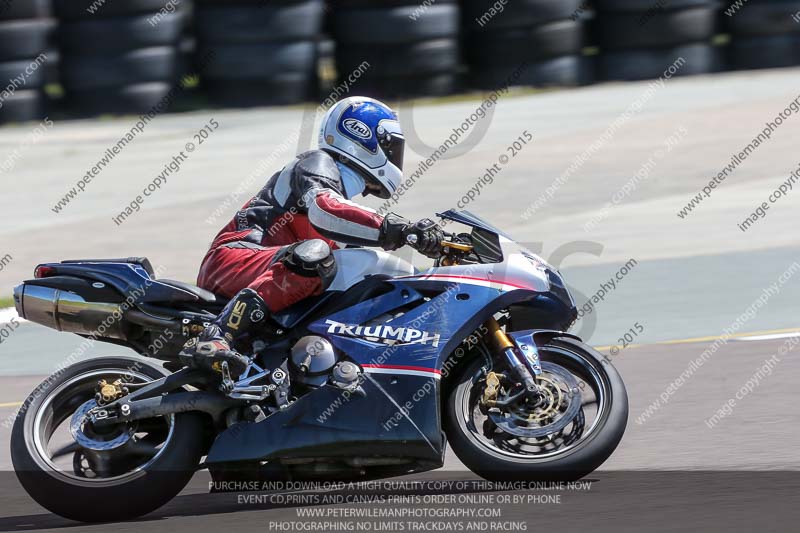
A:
[{"left": 0, "top": 0, "right": 796, "bottom": 123}]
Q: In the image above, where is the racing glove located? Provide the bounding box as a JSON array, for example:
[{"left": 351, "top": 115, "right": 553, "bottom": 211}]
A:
[
  {"left": 404, "top": 218, "right": 444, "bottom": 259},
  {"left": 378, "top": 214, "right": 445, "bottom": 258},
  {"left": 379, "top": 213, "right": 411, "bottom": 251}
]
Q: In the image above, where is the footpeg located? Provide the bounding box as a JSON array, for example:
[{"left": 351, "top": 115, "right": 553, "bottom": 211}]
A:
[{"left": 219, "top": 362, "right": 234, "bottom": 394}]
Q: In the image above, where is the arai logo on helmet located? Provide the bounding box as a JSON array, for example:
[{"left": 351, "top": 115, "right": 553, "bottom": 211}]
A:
[{"left": 342, "top": 118, "right": 372, "bottom": 140}]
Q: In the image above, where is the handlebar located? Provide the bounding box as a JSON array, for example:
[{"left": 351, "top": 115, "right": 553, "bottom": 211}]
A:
[
  {"left": 441, "top": 240, "right": 473, "bottom": 252},
  {"left": 405, "top": 233, "right": 474, "bottom": 253}
]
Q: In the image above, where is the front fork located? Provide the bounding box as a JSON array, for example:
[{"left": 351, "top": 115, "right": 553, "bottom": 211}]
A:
[{"left": 485, "top": 318, "right": 542, "bottom": 393}]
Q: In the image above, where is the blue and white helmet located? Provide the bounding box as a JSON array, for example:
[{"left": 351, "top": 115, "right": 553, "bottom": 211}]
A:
[{"left": 319, "top": 97, "right": 404, "bottom": 200}]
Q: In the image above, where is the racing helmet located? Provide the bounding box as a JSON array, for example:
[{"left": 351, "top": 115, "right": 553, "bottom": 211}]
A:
[{"left": 319, "top": 97, "right": 404, "bottom": 199}]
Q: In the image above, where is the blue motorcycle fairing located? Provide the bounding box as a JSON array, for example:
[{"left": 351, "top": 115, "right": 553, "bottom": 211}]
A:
[
  {"left": 307, "top": 279, "right": 537, "bottom": 373},
  {"left": 205, "top": 371, "right": 444, "bottom": 467},
  {"left": 205, "top": 277, "right": 569, "bottom": 467}
]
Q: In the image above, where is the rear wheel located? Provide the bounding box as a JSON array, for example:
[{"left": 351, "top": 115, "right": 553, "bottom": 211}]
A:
[
  {"left": 444, "top": 338, "right": 627, "bottom": 481},
  {"left": 11, "top": 356, "right": 205, "bottom": 522}
]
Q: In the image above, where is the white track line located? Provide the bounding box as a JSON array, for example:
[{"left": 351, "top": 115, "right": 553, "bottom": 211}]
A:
[{"left": 736, "top": 332, "right": 800, "bottom": 341}]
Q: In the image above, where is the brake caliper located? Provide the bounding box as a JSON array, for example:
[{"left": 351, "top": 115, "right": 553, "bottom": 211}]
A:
[
  {"left": 481, "top": 372, "right": 501, "bottom": 407},
  {"left": 95, "top": 379, "right": 127, "bottom": 406}
]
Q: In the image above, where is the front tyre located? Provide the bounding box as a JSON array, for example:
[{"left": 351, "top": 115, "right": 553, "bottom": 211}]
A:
[
  {"left": 444, "top": 338, "right": 628, "bottom": 481},
  {"left": 11, "top": 356, "right": 206, "bottom": 522}
]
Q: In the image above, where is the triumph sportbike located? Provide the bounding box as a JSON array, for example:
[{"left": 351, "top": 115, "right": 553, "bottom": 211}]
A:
[{"left": 10, "top": 210, "right": 628, "bottom": 522}]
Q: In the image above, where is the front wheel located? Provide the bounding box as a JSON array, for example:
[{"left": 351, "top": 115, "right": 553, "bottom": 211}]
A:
[
  {"left": 444, "top": 338, "right": 628, "bottom": 481},
  {"left": 11, "top": 356, "right": 206, "bottom": 522}
]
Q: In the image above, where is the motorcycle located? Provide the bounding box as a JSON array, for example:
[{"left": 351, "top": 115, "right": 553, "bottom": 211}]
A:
[{"left": 10, "top": 209, "right": 628, "bottom": 522}]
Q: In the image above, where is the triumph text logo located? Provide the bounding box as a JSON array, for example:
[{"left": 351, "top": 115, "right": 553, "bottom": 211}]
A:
[{"left": 325, "top": 319, "right": 440, "bottom": 347}]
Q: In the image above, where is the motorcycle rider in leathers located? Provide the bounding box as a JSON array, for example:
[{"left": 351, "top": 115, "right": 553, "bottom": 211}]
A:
[{"left": 179, "top": 97, "right": 445, "bottom": 380}]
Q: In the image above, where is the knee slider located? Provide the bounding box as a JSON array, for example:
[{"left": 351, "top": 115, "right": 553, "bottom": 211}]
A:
[{"left": 280, "top": 239, "right": 338, "bottom": 289}]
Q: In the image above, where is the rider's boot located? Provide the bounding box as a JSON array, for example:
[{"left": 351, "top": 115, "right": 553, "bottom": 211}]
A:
[{"left": 179, "top": 288, "right": 269, "bottom": 380}]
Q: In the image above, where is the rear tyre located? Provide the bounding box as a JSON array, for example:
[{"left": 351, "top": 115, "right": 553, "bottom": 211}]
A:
[
  {"left": 444, "top": 338, "right": 628, "bottom": 481},
  {"left": 11, "top": 356, "right": 205, "bottom": 522}
]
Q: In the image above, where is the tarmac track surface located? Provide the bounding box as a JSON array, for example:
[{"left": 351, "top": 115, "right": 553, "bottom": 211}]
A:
[
  {"left": 1, "top": 68, "right": 799, "bottom": 532},
  {"left": 0, "top": 336, "right": 797, "bottom": 532}
]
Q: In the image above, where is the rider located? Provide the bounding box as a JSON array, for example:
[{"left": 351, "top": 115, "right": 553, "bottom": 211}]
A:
[{"left": 180, "top": 96, "right": 445, "bottom": 378}]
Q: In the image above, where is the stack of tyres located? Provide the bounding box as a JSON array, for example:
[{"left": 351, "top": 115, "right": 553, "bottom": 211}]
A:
[
  {"left": 195, "top": 0, "right": 324, "bottom": 107},
  {"left": 725, "top": 0, "right": 800, "bottom": 70},
  {"left": 330, "top": 0, "right": 461, "bottom": 99},
  {"left": 596, "top": 0, "right": 722, "bottom": 81},
  {"left": 462, "top": 0, "right": 592, "bottom": 90},
  {"left": 54, "top": 0, "right": 186, "bottom": 115},
  {"left": 178, "top": 0, "right": 195, "bottom": 79},
  {"left": 0, "top": 0, "right": 53, "bottom": 124}
]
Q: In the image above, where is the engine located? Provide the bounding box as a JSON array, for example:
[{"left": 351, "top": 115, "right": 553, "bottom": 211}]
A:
[{"left": 288, "top": 336, "right": 361, "bottom": 390}]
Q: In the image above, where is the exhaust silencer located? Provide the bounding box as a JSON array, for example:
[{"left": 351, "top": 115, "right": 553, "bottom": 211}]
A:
[{"left": 14, "top": 284, "right": 127, "bottom": 339}]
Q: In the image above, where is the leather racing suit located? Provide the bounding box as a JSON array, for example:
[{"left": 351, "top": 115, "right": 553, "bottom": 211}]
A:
[{"left": 198, "top": 149, "right": 395, "bottom": 313}]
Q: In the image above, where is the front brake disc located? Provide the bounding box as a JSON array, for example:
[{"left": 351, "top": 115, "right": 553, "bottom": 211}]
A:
[{"left": 488, "top": 361, "right": 582, "bottom": 438}]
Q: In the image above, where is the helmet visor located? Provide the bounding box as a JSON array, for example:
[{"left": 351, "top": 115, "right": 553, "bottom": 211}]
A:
[{"left": 380, "top": 132, "right": 405, "bottom": 172}]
